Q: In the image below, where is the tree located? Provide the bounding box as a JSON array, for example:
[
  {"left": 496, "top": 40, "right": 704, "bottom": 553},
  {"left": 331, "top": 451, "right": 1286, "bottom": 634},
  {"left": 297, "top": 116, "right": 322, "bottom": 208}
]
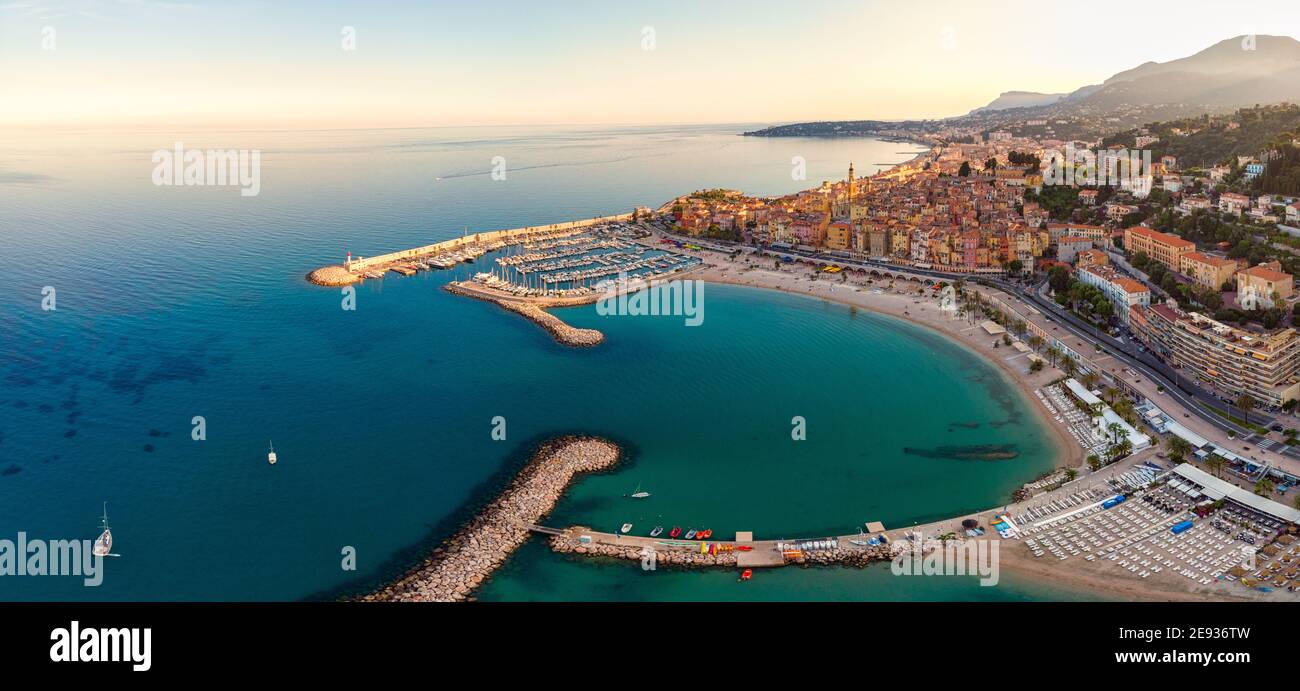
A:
[
  {"left": 1045, "top": 346, "right": 1061, "bottom": 367},
  {"left": 1235, "top": 393, "right": 1256, "bottom": 425},
  {"left": 1205, "top": 454, "right": 1226, "bottom": 478},
  {"left": 1061, "top": 354, "right": 1078, "bottom": 378},
  {"left": 1029, "top": 359, "right": 1044, "bottom": 373},
  {"left": 1028, "top": 335, "right": 1045, "bottom": 351},
  {"left": 1007, "top": 259, "right": 1024, "bottom": 274},
  {"left": 1106, "top": 422, "right": 1125, "bottom": 445},
  {"left": 1165, "top": 435, "right": 1192, "bottom": 464},
  {"left": 1064, "top": 468, "right": 1078, "bottom": 482},
  {"left": 958, "top": 161, "right": 972, "bottom": 177},
  {"left": 1102, "top": 386, "right": 1119, "bottom": 405},
  {"left": 1080, "top": 370, "right": 1101, "bottom": 390},
  {"left": 1088, "top": 454, "right": 1102, "bottom": 471},
  {"left": 1254, "top": 477, "right": 1276, "bottom": 497}
]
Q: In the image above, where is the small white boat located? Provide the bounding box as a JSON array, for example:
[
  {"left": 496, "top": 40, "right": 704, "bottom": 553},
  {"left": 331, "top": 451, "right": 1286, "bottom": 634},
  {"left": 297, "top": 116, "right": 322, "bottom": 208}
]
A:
[
  {"left": 93, "top": 502, "right": 114, "bottom": 557},
  {"left": 267, "top": 441, "right": 277, "bottom": 465},
  {"left": 650, "top": 526, "right": 664, "bottom": 537},
  {"left": 627, "top": 482, "right": 651, "bottom": 499},
  {"left": 620, "top": 523, "right": 633, "bottom": 534}
]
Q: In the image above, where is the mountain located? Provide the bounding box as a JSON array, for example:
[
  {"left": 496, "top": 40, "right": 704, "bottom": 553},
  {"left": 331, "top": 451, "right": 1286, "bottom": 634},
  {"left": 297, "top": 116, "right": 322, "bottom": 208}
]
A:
[
  {"left": 969, "top": 91, "right": 1067, "bottom": 114},
  {"left": 744, "top": 35, "right": 1300, "bottom": 140},
  {"left": 1048, "top": 35, "right": 1300, "bottom": 113}
]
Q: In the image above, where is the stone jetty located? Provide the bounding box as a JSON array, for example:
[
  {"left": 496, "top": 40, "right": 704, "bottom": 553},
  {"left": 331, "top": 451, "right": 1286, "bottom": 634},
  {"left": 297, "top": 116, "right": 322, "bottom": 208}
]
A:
[
  {"left": 361, "top": 436, "right": 620, "bottom": 602},
  {"left": 549, "top": 536, "right": 741, "bottom": 567},
  {"left": 547, "top": 531, "right": 894, "bottom": 570},
  {"left": 445, "top": 283, "right": 605, "bottom": 347}
]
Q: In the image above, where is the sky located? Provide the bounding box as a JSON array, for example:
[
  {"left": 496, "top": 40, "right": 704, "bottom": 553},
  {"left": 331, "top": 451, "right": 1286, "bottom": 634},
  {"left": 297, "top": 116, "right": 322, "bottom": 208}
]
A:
[{"left": 3, "top": 0, "right": 1300, "bottom": 130}]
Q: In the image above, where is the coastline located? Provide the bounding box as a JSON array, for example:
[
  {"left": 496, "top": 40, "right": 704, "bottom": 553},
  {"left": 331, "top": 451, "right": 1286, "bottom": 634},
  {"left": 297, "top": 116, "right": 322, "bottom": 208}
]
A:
[{"left": 692, "top": 259, "right": 1083, "bottom": 474}]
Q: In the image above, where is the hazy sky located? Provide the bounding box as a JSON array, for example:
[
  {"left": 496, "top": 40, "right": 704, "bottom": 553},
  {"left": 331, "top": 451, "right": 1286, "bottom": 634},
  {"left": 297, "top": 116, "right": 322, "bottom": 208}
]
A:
[{"left": 3, "top": 0, "right": 1299, "bottom": 129}]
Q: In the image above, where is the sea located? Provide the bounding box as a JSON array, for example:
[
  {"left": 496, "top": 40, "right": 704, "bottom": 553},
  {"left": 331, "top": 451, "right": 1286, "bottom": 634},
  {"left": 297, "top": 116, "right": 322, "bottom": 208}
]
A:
[{"left": 0, "top": 123, "right": 1094, "bottom": 600}]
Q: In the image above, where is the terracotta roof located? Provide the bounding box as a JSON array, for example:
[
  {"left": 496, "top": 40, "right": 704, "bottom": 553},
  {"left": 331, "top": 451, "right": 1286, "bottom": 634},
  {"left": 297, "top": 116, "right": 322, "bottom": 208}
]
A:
[
  {"left": 1126, "top": 226, "right": 1195, "bottom": 249},
  {"left": 1182, "top": 251, "right": 1235, "bottom": 268},
  {"left": 1240, "top": 265, "right": 1293, "bottom": 283}
]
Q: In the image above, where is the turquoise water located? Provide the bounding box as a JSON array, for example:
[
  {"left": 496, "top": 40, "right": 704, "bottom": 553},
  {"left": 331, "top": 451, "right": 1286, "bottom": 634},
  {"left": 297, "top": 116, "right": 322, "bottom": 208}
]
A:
[{"left": 0, "top": 125, "right": 1076, "bottom": 600}]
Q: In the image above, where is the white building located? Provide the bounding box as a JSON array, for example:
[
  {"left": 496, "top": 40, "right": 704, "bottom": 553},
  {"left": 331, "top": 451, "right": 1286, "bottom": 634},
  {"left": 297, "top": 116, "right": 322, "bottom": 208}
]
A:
[{"left": 1077, "top": 265, "right": 1151, "bottom": 324}]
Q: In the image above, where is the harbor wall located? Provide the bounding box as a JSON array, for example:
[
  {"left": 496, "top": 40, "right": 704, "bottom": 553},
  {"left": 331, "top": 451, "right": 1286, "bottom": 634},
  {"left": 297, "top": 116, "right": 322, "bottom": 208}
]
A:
[{"left": 346, "top": 212, "right": 636, "bottom": 271}]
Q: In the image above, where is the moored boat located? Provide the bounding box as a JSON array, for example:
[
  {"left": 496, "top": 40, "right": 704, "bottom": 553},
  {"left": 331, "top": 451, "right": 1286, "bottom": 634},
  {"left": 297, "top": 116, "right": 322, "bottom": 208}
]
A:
[
  {"left": 649, "top": 526, "right": 663, "bottom": 537},
  {"left": 620, "top": 523, "right": 632, "bottom": 534},
  {"left": 684, "top": 528, "right": 697, "bottom": 539},
  {"left": 669, "top": 526, "right": 682, "bottom": 538}
]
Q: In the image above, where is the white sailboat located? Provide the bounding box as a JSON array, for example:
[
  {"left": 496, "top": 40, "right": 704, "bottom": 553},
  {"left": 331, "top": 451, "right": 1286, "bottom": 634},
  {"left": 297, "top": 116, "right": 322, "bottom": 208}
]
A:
[
  {"left": 93, "top": 502, "right": 115, "bottom": 557},
  {"left": 267, "top": 441, "right": 277, "bottom": 465},
  {"left": 627, "top": 482, "right": 650, "bottom": 499}
]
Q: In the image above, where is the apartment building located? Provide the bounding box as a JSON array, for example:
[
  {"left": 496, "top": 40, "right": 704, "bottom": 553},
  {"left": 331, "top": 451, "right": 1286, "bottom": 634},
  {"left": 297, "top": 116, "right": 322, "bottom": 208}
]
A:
[
  {"left": 1124, "top": 226, "right": 1195, "bottom": 271},
  {"left": 1130, "top": 304, "right": 1300, "bottom": 408},
  {"left": 1077, "top": 265, "right": 1150, "bottom": 324},
  {"left": 1178, "top": 251, "right": 1238, "bottom": 290}
]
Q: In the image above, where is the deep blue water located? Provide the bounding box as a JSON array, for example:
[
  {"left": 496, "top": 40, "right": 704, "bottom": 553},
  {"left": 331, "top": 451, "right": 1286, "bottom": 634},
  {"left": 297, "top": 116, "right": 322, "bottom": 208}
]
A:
[{"left": 0, "top": 125, "right": 1074, "bottom": 600}]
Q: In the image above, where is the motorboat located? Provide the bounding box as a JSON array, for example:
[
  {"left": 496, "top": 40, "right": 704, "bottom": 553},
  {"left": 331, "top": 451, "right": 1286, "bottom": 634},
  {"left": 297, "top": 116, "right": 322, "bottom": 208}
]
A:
[
  {"left": 649, "top": 526, "right": 663, "bottom": 537},
  {"left": 620, "top": 523, "right": 632, "bottom": 534},
  {"left": 669, "top": 526, "right": 682, "bottom": 538}
]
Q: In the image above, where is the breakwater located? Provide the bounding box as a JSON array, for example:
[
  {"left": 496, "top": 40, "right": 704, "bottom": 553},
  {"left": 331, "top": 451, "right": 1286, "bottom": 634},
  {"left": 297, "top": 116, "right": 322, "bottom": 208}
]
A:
[
  {"left": 361, "top": 436, "right": 620, "bottom": 602},
  {"left": 548, "top": 535, "right": 893, "bottom": 569},
  {"left": 306, "top": 212, "right": 638, "bottom": 286},
  {"left": 445, "top": 283, "right": 605, "bottom": 347}
]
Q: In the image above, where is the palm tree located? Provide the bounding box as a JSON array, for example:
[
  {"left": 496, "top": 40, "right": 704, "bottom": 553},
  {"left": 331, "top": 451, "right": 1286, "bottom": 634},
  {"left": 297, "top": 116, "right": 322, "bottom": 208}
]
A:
[
  {"left": 1254, "top": 477, "right": 1275, "bottom": 497},
  {"left": 1102, "top": 386, "right": 1119, "bottom": 405},
  {"left": 1045, "top": 346, "right": 1061, "bottom": 367},
  {"left": 1087, "top": 454, "right": 1102, "bottom": 471},
  {"left": 1080, "top": 370, "right": 1100, "bottom": 390},
  {"left": 1063, "top": 468, "right": 1078, "bottom": 482},
  {"left": 1028, "top": 335, "right": 1044, "bottom": 351},
  {"left": 1106, "top": 422, "right": 1124, "bottom": 445},
  {"left": 1165, "top": 435, "right": 1192, "bottom": 463},
  {"left": 1235, "top": 393, "right": 1256, "bottom": 426},
  {"left": 1061, "top": 354, "right": 1078, "bottom": 378},
  {"left": 1205, "top": 454, "right": 1226, "bottom": 478}
]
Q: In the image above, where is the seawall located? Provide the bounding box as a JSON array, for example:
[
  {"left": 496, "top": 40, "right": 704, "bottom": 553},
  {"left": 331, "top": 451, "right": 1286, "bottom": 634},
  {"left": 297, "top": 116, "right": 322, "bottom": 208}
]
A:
[
  {"left": 445, "top": 283, "right": 605, "bottom": 347},
  {"left": 307, "top": 212, "right": 637, "bottom": 286}
]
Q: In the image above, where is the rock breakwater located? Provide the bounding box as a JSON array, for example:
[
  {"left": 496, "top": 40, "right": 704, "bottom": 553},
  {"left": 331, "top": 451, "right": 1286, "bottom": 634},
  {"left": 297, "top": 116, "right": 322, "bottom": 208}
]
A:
[
  {"left": 361, "top": 436, "right": 620, "bottom": 602},
  {"left": 445, "top": 283, "right": 605, "bottom": 347}
]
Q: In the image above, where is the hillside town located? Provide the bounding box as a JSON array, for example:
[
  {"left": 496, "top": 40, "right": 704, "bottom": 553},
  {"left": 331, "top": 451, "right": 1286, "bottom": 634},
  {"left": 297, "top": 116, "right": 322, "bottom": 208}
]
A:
[{"left": 666, "top": 116, "right": 1300, "bottom": 423}]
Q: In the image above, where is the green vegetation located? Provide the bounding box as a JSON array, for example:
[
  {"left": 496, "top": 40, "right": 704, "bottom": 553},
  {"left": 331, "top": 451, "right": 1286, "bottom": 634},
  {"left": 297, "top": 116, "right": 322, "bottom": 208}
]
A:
[
  {"left": 1106, "top": 105, "right": 1300, "bottom": 169},
  {"left": 1205, "top": 403, "right": 1269, "bottom": 435}
]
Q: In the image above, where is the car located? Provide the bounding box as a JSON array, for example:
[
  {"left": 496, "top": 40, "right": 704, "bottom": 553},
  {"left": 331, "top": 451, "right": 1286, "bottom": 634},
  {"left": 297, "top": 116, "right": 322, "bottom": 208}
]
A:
[{"left": 1272, "top": 425, "right": 1284, "bottom": 432}]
